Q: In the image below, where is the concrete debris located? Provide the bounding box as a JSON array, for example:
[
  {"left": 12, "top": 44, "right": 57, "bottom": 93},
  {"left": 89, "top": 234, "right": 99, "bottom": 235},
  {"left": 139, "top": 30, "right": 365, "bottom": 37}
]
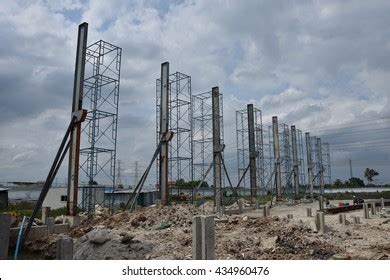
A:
[
  {"left": 19, "top": 201, "right": 390, "bottom": 260},
  {"left": 54, "top": 216, "right": 63, "bottom": 224},
  {"left": 87, "top": 229, "right": 112, "bottom": 245}
]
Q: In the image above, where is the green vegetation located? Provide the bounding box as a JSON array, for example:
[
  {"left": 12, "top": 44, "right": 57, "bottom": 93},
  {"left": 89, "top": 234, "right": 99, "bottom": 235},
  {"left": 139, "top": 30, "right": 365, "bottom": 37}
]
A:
[
  {"left": 327, "top": 177, "right": 366, "bottom": 188},
  {"left": 324, "top": 190, "right": 390, "bottom": 200},
  {"left": 0, "top": 202, "right": 69, "bottom": 218},
  {"left": 175, "top": 179, "right": 209, "bottom": 188},
  {"left": 364, "top": 168, "right": 379, "bottom": 184}
]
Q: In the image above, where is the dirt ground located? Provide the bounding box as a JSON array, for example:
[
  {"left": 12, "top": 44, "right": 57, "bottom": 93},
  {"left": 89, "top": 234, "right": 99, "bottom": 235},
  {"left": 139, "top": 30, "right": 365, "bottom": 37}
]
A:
[{"left": 24, "top": 200, "right": 390, "bottom": 260}]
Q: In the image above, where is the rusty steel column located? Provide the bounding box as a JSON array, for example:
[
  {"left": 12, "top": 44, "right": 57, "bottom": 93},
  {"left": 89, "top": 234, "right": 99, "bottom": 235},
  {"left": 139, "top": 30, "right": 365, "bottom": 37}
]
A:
[
  {"left": 159, "top": 62, "right": 170, "bottom": 206},
  {"left": 291, "top": 125, "right": 299, "bottom": 199},
  {"left": 212, "top": 87, "right": 222, "bottom": 213},
  {"left": 272, "top": 116, "right": 282, "bottom": 200},
  {"left": 67, "top": 22, "right": 88, "bottom": 216},
  {"left": 305, "top": 132, "right": 314, "bottom": 199},
  {"left": 247, "top": 104, "right": 257, "bottom": 202}
]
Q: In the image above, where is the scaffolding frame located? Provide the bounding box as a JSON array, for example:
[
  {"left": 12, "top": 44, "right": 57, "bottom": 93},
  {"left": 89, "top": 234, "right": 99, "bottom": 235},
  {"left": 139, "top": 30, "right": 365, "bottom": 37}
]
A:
[
  {"left": 79, "top": 40, "right": 122, "bottom": 212},
  {"left": 322, "top": 142, "right": 331, "bottom": 185},
  {"left": 235, "top": 107, "right": 264, "bottom": 193},
  {"left": 192, "top": 91, "right": 224, "bottom": 185},
  {"left": 156, "top": 72, "right": 193, "bottom": 185}
]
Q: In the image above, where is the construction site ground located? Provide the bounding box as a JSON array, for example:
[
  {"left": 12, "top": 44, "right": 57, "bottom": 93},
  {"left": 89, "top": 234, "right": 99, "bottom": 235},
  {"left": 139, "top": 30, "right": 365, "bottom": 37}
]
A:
[{"left": 24, "top": 200, "right": 390, "bottom": 260}]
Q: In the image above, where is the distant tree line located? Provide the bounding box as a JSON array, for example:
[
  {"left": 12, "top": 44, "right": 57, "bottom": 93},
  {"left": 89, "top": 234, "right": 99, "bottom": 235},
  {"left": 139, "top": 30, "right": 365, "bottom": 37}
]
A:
[
  {"left": 328, "top": 168, "right": 384, "bottom": 188},
  {"left": 175, "top": 179, "right": 210, "bottom": 188}
]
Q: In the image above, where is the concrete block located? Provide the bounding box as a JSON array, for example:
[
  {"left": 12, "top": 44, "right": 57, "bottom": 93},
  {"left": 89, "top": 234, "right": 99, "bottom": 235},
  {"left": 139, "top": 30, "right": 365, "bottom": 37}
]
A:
[
  {"left": 63, "top": 215, "right": 80, "bottom": 227},
  {"left": 287, "top": 214, "right": 293, "bottom": 219},
  {"left": 338, "top": 213, "right": 347, "bottom": 225},
  {"left": 371, "top": 203, "right": 376, "bottom": 215},
  {"left": 201, "top": 215, "right": 215, "bottom": 260},
  {"left": 353, "top": 216, "right": 360, "bottom": 224},
  {"left": 381, "top": 198, "right": 385, "bottom": 209},
  {"left": 41, "top": 207, "right": 51, "bottom": 224},
  {"left": 10, "top": 225, "right": 48, "bottom": 244},
  {"left": 56, "top": 238, "right": 73, "bottom": 260},
  {"left": 237, "top": 200, "right": 243, "bottom": 213},
  {"left": 319, "top": 196, "right": 324, "bottom": 211},
  {"left": 363, "top": 203, "right": 370, "bottom": 219},
  {"left": 306, "top": 208, "right": 312, "bottom": 217},
  {"left": 316, "top": 212, "right": 325, "bottom": 234},
  {"left": 192, "top": 216, "right": 202, "bottom": 260},
  {"left": 0, "top": 213, "right": 11, "bottom": 260},
  {"left": 262, "top": 205, "right": 270, "bottom": 217}
]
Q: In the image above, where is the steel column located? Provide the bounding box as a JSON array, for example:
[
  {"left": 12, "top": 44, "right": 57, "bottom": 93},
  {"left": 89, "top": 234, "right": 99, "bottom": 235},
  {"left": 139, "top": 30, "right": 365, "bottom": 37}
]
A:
[
  {"left": 159, "top": 62, "right": 169, "bottom": 206},
  {"left": 247, "top": 104, "right": 257, "bottom": 201},
  {"left": 291, "top": 125, "right": 299, "bottom": 199},
  {"left": 212, "top": 87, "right": 222, "bottom": 213},
  {"left": 272, "top": 116, "right": 282, "bottom": 200},
  {"left": 305, "top": 132, "right": 314, "bottom": 199},
  {"left": 67, "top": 22, "right": 88, "bottom": 216}
]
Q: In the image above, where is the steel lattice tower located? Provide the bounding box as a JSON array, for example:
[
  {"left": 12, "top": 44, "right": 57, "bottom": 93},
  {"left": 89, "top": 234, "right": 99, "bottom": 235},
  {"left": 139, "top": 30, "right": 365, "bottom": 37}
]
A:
[
  {"left": 156, "top": 72, "right": 192, "bottom": 185},
  {"left": 79, "top": 40, "right": 122, "bottom": 211},
  {"left": 235, "top": 107, "right": 264, "bottom": 191},
  {"left": 192, "top": 91, "right": 224, "bottom": 185}
]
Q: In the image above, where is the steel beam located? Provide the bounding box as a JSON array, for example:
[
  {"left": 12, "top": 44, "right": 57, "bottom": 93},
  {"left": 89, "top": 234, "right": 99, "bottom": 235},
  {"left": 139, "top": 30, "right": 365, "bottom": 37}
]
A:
[
  {"left": 291, "top": 125, "right": 299, "bottom": 199},
  {"left": 247, "top": 104, "right": 257, "bottom": 201},
  {"left": 305, "top": 132, "right": 314, "bottom": 199},
  {"left": 67, "top": 22, "right": 88, "bottom": 216},
  {"left": 272, "top": 116, "right": 282, "bottom": 200},
  {"left": 212, "top": 87, "right": 222, "bottom": 213},
  {"left": 159, "top": 62, "right": 170, "bottom": 206}
]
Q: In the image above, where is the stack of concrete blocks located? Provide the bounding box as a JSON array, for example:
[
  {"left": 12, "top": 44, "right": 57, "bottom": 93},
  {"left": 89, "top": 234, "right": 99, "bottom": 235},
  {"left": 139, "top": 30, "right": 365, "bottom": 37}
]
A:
[{"left": 192, "top": 215, "right": 215, "bottom": 260}]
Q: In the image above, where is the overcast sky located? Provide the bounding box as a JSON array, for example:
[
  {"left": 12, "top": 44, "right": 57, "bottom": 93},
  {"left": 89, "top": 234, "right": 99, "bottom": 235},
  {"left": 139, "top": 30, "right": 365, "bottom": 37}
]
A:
[{"left": 0, "top": 0, "right": 389, "bottom": 186}]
